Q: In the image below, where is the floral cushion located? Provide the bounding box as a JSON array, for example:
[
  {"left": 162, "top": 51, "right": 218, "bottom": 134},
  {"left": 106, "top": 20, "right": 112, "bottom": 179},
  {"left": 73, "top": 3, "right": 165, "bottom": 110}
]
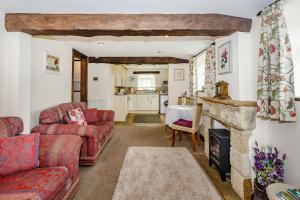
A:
[
  {"left": 0, "top": 133, "right": 40, "bottom": 177},
  {"left": 68, "top": 108, "right": 87, "bottom": 125},
  {"left": 83, "top": 108, "right": 99, "bottom": 124},
  {"left": 0, "top": 167, "right": 68, "bottom": 200},
  {"left": 173, "top": 119, "right": 193, "bottom": 128}
]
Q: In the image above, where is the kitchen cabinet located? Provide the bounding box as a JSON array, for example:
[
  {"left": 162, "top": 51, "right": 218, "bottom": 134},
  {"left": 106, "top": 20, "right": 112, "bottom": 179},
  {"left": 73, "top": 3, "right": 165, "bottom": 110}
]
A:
[
  {"left": 135, "top": 94, "right": 159, "bottom": 111},
  {"left": 114, "top": 65, "right": 127, "bottom": 87},
  {"left": 128, "top": 95, "right": 137, "bottom": 111},
  {"left": 114, "top": 95, "right": 128, "bottom": 121}
]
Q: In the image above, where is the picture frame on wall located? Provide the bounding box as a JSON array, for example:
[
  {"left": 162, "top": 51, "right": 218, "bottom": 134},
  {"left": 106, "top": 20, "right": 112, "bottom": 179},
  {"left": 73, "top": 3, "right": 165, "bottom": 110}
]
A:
[
  {"left": 45, "top": 52, "right": 60, "bottom": 74},
  {"left": 174, "top": 69, "right": 185, "bottom": 81},
  {"left": 218, "top": 41, "right": 231, "bottom": 74}
]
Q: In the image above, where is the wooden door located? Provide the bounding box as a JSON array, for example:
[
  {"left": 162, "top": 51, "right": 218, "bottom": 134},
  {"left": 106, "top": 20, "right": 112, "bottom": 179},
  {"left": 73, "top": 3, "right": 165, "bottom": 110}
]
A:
[
  {"left": 80, "top": 57, "right": 88, "bottom": 102},
  {"left": 72, "top": 49, "right": 88, "bottom": 103}
]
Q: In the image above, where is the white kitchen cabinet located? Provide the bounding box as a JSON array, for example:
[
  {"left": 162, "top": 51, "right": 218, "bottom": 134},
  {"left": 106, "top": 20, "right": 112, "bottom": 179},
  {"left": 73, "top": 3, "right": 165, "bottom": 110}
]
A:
[
  {"left": 114, "top": 65, "right": 127, "bottom": 87},
  {"left": 128, "top": 95, "right": 137, "bottom": 110},
  {"left": 135, "top": 94, "right": 159, "bottom": 111},
  {"left": 114, "top": 95, "right": 128, "bottom": 121}
]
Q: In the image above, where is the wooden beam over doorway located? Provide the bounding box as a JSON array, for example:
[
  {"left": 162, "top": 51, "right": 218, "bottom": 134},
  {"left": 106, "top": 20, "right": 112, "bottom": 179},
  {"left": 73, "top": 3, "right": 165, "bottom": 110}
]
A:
[
  {"left": 88, "top": 57, "right": 189, "bottom": 64},
  {"left": 5, "top": 14, "right": 252, "bottom": 37}
]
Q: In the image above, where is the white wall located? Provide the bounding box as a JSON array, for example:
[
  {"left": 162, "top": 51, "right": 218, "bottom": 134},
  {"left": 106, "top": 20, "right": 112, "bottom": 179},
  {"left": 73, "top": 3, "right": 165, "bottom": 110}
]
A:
[
  {"left": 0, "top": 12, "right": 32, "bottom": 132},
  {"left": 88, "top": 63, "right": 114, "bottom": 110},
  {"left": 30, "top": 38, "right": 72, "bottom": 128},
  {"left": 215, "top": 0, "right": 300, "bottom": 185},
  {"left": 168, "top": 64, "right": 190, "bottom": 105}
]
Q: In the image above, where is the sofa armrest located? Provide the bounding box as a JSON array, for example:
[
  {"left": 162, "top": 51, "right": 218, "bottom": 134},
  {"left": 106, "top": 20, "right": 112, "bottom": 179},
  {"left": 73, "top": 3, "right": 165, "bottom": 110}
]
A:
[
  {"left": 39, "top": 135, "right": 82, "bottom": 182},
  {"left": 97, "top": 110, "right": 115, "bottom": 122},
  {"left": 32, "top": 124, "right": 99, "bottom": 138}
]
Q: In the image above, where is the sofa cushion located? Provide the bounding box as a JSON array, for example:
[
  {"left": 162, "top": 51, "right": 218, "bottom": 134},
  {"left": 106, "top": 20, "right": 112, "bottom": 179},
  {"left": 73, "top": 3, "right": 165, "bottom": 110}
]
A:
[
  {"left": 0, "top": 117, "right": 24, "bottom": 138},
  {"left": 68, "top": 108, "right": 87, "bottom": 125},
  {"left": 89, "top": 121, "right": 113, "bottom": 131},
  {"left": 0, "top": 133, "right": 40, "bottom": 176},
  {"left": 39, "top": 102, "right": 87, "bottom": 124},
  {"left": 83, "top": 108, "right": 99, "bottom": 124},
  {"left": 173, "top": 119, "right": 193, "bottom": 128},
  {"left": 0, "top": 167, "right": 69, "bottom": 200}
]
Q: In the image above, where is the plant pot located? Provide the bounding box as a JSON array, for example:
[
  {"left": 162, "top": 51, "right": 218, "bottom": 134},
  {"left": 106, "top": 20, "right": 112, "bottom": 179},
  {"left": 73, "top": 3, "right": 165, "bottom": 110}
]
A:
[{"left": 252, "top": 181, "right": 269, "bottom": 200}]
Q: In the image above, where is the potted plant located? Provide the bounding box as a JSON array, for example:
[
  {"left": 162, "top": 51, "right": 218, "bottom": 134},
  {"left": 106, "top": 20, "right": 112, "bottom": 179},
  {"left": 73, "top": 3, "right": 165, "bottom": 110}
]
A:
[{"left": 252, "top": 141, "right": 286, "bottom": 200}]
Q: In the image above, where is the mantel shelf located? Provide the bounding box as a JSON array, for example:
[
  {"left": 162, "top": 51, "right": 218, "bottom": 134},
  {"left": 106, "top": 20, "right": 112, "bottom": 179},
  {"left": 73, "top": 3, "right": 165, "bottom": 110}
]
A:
[{"left": 199, "top": 97, "right": 257, "bottom": 107}]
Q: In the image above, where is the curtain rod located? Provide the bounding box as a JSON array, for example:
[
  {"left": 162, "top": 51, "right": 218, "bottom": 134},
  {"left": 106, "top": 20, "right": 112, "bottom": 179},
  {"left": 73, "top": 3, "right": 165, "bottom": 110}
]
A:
[
  {"left": 193, "top": 42, "right": 215, "bottom": 58},
  {"left": 257, "top": 0, "right": 280, "bottom": 16}
]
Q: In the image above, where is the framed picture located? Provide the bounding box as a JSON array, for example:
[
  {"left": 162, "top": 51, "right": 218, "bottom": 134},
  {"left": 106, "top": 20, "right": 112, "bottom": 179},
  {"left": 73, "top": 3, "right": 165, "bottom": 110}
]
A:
[
  {"left": 45, "top": 52, "right": 60, "bottom": 73},
  {"left": 218, "top": 41, "right": 231, "bottom": 74},
  {"left": 174, "top": 69, "right": 185, "bottom": 81}
]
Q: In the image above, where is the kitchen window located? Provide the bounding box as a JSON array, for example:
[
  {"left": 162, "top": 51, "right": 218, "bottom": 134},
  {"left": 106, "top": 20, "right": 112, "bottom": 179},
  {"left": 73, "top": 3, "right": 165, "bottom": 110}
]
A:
[{"left": 137, "top": 74, "right": 156, "bottom": 90}]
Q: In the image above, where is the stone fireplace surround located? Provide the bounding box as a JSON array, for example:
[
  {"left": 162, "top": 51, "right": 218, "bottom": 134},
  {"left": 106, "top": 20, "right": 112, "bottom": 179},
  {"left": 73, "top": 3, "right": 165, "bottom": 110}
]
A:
[{"left": 199, "top": 97, "right": 257, "bottom": 200}]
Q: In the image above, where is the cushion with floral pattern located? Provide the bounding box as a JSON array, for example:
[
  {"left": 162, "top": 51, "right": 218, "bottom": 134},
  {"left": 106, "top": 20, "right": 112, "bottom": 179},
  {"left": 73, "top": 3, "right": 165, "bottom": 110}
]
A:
[{"left": 68, "top": 108, "right": 87, "bottom": 125}]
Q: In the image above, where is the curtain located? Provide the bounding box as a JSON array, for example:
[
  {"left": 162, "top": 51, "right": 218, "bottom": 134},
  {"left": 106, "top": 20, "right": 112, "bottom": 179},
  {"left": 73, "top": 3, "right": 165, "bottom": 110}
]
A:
[
  {"left": 257, "top": 1, "right": 296, "bottom": 122},
  {"left": 189, "top": 57, "right": 197, "bottom": 97},
  {"left": 204, "top": 45, "right": 216, "bottom": 97}
]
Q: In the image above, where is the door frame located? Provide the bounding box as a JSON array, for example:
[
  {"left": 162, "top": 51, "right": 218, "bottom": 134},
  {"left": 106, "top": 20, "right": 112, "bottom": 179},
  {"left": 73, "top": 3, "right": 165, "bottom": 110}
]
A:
[{"left": 72, "top": 49, "right": 88, "bottom": 103}]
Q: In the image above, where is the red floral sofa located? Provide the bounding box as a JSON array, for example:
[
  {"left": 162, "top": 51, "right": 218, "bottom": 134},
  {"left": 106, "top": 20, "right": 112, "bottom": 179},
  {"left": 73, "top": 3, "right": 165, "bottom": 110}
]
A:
[
  {"left": 0, "top": 117, "right": 82, "bottom": 200},
  {"left": 31, "top": 102, "right": 115, "bottom": 165}
]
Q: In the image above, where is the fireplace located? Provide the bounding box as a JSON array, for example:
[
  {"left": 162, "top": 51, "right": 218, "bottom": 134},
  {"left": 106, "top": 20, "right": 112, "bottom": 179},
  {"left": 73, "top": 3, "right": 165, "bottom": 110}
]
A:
[
  {"left": 209, "top": 129, "right": 230, "bottom": 181},
  {"left": 199, "top": 97, "right": 257, "bottom": 200}
]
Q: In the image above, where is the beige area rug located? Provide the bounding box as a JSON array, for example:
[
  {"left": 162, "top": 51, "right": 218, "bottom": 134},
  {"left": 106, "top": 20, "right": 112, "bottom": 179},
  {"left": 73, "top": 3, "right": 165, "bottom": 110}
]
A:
[{"left": 112, "top": 147, "right": 223, "bottom": 200}]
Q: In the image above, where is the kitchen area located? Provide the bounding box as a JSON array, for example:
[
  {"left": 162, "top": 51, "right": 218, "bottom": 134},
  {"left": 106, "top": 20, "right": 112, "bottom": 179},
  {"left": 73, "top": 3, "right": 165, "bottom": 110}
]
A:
[{"left": 114, "top": 64, "right": 169, "bottom": 122}]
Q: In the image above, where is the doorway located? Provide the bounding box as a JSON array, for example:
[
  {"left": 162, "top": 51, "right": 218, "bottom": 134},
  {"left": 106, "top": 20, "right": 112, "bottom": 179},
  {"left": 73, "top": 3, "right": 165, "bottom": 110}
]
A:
[{"left": 72, "top": 49, "right": 88, "bottom": 103}]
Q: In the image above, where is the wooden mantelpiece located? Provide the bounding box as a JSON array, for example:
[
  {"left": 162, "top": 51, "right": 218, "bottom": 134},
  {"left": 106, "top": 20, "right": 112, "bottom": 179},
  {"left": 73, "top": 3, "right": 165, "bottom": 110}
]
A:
[{"left": 199, "top": 97, "right": 257, "bottom": 107}]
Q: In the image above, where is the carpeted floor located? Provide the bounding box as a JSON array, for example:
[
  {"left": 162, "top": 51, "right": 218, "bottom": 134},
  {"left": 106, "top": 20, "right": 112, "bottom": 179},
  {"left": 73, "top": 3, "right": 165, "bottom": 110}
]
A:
[{"left": 73, "top": 125, "right": 241, "bottom": 200}]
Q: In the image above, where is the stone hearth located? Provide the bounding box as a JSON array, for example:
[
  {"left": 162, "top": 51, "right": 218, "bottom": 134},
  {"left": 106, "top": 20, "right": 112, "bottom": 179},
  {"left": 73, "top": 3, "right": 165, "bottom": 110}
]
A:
[{"left": 199, "top": 97, "right": 257, "bottom": 200}]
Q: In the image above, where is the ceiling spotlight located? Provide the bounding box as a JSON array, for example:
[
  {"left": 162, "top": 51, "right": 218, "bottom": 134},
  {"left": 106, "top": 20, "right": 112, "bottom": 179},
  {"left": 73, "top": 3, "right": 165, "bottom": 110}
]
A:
[
  {"left": 164, "top": 35, "right": 169, "bottom": 38},
  {"left": 97, "top": 42, "right": 104, "bottom": 46}
]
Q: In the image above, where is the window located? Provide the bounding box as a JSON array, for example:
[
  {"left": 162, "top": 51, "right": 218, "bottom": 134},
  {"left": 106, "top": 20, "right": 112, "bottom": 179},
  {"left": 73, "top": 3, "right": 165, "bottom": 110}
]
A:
[
  {"left": 196, "top": 51, "right": 207, "bottom": 91},
  {"left": 137, "top": 74, "right": 156, "bottom": 90}
]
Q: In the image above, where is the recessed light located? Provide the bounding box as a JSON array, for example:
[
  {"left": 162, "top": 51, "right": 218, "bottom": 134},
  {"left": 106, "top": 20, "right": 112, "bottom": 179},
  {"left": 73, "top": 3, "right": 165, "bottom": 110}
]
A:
[
  {"left": 97, "top": 42, "right": 104, "bottom": 46},
  {"left": 164, "top": 35, "right": 169, "bottom": 38}
]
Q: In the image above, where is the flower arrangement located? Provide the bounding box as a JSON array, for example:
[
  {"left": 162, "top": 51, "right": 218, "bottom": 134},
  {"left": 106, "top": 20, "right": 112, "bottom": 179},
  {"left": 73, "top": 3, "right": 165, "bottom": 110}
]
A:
[{"left": 253, "top": 141, "right": 286, "bottom": 188}]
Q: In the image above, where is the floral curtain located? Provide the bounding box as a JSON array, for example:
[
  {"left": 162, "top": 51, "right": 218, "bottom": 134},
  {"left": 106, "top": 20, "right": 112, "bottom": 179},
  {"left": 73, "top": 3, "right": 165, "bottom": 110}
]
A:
[
  {"left": 189, "top": 57, "right": 197, "bottom": 97},
  {"left": 257, "top": 1, "right": 296, "bottom": 122},
  {"left": 204, "top": 45, "right": 216, "bottom": 97}
]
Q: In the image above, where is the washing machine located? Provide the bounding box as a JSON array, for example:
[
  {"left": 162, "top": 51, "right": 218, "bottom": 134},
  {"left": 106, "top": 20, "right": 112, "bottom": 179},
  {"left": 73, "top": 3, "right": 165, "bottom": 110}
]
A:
[{"left": 159, "top": 94, "right": 168, "bottom": 114}]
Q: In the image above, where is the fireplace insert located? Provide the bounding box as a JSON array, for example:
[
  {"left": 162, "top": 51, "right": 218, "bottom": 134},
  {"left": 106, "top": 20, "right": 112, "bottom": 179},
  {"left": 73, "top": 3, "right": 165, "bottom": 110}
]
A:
[{"left": 209, "top": 128, "right": 230, "bottom": 181}]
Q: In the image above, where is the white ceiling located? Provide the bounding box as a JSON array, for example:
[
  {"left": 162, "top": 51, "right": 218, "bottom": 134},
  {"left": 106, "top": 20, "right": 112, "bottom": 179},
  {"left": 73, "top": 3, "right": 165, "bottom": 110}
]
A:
[
  {"left": 0, "top": 0, "right": 273, "bottom": 18},
  {"left": 47, "top": 36, "right": 212, "bottom": 59}
]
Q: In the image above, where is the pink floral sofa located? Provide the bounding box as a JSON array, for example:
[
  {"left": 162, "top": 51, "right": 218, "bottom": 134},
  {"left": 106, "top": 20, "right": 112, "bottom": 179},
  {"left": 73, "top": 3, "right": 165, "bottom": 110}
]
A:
[
  {"left": 0, "top": 117, "right": 82, "bottom": 200},
  {"left": 31, "top": 102, "right": 115, "bottom": 165}
]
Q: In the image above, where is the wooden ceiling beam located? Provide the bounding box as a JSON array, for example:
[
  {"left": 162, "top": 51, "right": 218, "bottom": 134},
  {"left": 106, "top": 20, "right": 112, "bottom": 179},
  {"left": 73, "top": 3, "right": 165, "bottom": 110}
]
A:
[
  {"left": 88, "top": 57, "right": 189, "bottom": 64},
  {"left": 5, "top": 14, "right": 252, "bottom": 36}
]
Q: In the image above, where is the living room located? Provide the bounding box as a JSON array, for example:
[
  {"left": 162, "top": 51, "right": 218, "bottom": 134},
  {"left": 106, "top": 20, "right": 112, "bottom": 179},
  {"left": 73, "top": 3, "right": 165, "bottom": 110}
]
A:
[{"left": 0, "top": 0, "right": 300, "bottom": 200}]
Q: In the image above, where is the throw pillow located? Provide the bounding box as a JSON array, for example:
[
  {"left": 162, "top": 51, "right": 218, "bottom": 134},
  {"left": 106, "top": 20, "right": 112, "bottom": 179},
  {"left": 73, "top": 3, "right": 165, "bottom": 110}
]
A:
[
  {"left": 68, "top": 108, "right": 87, "bottom": 125},
  {"left": 0, "top": 133, "right": 40, "bottom": 176},
  {"left": 83, "top": 108, "right": 99, "bottom": 124}
]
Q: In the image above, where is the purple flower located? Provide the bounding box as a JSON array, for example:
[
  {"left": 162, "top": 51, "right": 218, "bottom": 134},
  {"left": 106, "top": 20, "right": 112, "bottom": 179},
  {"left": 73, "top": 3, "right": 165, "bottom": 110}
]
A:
[{"left": 252, "top": 142, "right": 286, "bottom": 187}]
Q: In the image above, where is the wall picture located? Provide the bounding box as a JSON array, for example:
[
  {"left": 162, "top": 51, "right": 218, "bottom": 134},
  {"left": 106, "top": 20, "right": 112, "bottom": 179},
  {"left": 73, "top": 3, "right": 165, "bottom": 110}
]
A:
[
  {"left": 46, "top": 53, "right": 60, "bottom": 73},
  {"left": 218, "top": 41, "right": 231, "bottom": 74},
  {"left": 174, "top": 69, "right": 185, "bottom": 81}
]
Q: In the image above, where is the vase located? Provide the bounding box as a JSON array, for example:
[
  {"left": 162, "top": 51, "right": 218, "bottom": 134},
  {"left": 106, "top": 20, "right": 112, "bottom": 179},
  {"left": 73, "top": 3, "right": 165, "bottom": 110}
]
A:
[{"left": 252, "top": 181, "right": 269, "bottom": 200}]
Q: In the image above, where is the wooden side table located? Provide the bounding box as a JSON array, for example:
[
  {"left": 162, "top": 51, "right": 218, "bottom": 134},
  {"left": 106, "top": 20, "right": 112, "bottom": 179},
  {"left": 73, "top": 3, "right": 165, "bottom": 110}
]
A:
[{"left": 266, "top": 183, "right": 298, "bottom": 200}]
